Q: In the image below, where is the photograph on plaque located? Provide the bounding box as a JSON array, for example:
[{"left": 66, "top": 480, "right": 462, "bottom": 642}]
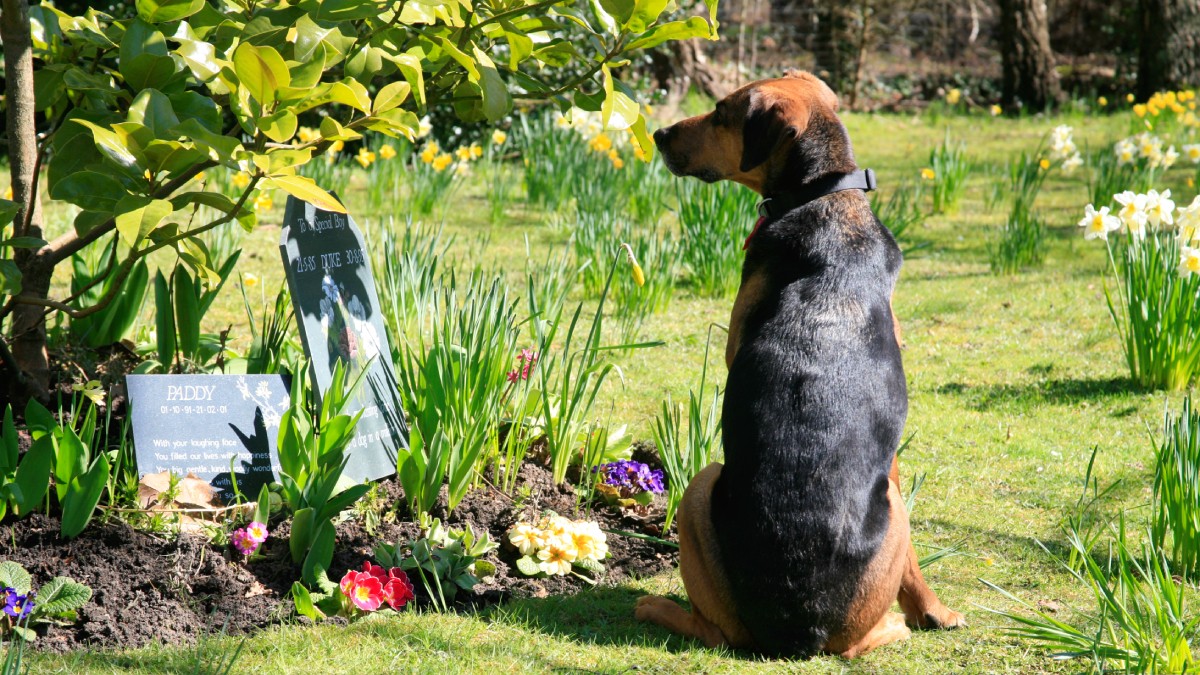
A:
[{"left": 279, "top": 195, "right": 409, "bottom": 483}]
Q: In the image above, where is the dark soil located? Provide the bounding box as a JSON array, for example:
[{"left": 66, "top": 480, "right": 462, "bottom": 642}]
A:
[{"left": 0, "top": 461, "right": 678, "bottom": 653}]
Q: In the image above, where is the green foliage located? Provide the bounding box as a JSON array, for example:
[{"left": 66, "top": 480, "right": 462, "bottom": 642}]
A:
[
  {"left": 148, "top": 254, "right": 240, "bottom": 373},
  {"left": 652, "top": 330, "right": 722, "bottom": 531},
  {"left": 19, "top": 399, "right": 111, "bottom": 540},
  {"left": 275, "top": 361, "right": 368, "bottom": 584},
  {"left": 0, "top": 560, "right": 93, "bottom": 643},
  {"left": 0, "top": 406, "right": 54, "bottom": 521},
  {"left": 674, "top": 179, "right": 757, "bottom": 298},
  {"left": 1152, "top": 396, "right": 1200, "bottom": 580},
  {"left": 68, "top": 241, "right": 150, "bottom": 348},
  {"left": 928, "top": 132, "right": 971, "bottom": 214},
  {"left": 377, "top": 515, "right": 498, "bottom": 612},
  {"left": 870, "top": 181, "right": 927, "bottom": 254},
  {"left": 8, "top": 0, "right": 718, "bottom": 364},
  {"left": 990, "top": 149, "right": 1050, "bottom": 275},
  {"left": 239, "top": 282, "right": 296, "bottom": 375}
]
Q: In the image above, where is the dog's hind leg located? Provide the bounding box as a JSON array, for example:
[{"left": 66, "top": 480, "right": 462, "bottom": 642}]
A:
[
  {"left": 890, "top": 457, "right": 967, "bottom": 630},
  {"left": 837, "top": 612, "right": 911, "bottom": 659},
  {"left": 635, "top": 464, "right": 753, "bottom": 649}
]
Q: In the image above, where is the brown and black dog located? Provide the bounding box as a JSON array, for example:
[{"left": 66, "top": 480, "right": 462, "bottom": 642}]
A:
[{"left": 634, "top": 71, "right": 965, "bottom": 658}]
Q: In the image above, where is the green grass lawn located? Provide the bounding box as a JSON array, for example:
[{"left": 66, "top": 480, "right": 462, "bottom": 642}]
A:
[{"left": 18, "top": 108, "right": 1200, "bottom": 673}]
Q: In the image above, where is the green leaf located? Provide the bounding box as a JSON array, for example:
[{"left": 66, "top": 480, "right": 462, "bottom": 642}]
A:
[
  {"left": 0, "top": 260, "right": 21, "bottom": 296},
  {"left": 170, "top": 191, "right": 236, "bottom": 213},
  {"left": 54, "top": 426, "right": 90, "bottom": 502},
  {"left": 71, "top": 119, "right": 141, "bottom": 169},
  {"left": 31, "top": 577, "right": 92, "bottom": 616},
  {"left": 601, "top": 65, "right": 638, "bottom": 130},
  {"left": 390, "top": 53, "right": 425, "bottom": 109},
  {"left": 630, "top": 113, "right": 654, "bottom": 161},
  {"left": 233, "top": 42, "right": 290, "bottom": 106},
  {"left": 473, "top": 560, "right": 496, "bottom": 578},
  {"left": 435, "top": 37, "right": 479, "bottom": 80},
  {"left": 626, "top": 16, "right": 713, "bottom": 51},
  {"left": 137, "top": 0, "right": 205, "bottom": 23},
  {"left": 267, "top": 175, "right": 346, "bottom": 214},
  {"left": 0, "top": 561, "right": 32, "bottom": 595},
  {"left": 514, "top": 555, "right": 541, "bottom": 577},
  {"left": 173, "top": 268, "right": 201, "bottom": 360},
  {"left": 172, "top": 118, "right": 241, "bottom": 161},
  {"left": 626, "top": 0, "right": 668, "bottom": 32},
  {"left": 258, "top": 109, "right": 297, "bottom": 143},
  {"left": 472, "top": 47, "right": 511, "bottom": 122},
  {"left": 25, "top": 399, "right": 55, "bottom": 439},
  {"left": 300, "top": 0, "right": 386, "bottom": 21},
  {"left": 302, "top": 520, "right": 336, "bottom": 586},
  {"left": 60, "top": 452, "right": 109, "bottom": 539},
  {"left": 123, "top": 53, "right": 179, "bottom": 92},
  {"left": 372, "top": 81, "right": 411, "bottom": 114},
  {"left": 167, "top": 91, "right": 221, "bottom": 133},
  {"left": 254, "top": 483, "right": 270, "bottom": 526},
  {"left": 2, "top": 405, "right": 17, "bottom": 472},
  {"left": 13, "top": 436, "right": 52, "bottom": 515},
  {"left": 0, "top": 199, "right": 18, "bottom": 228},
  {"left": 154, "top": 270, "right": 176, "bottom": 369},
  {"left": 290, "top": 507, "right": 314, "bottom": 564},
  {"left": 114, "top": 196, "right": 173, "bottom": 247},
  {"left": 291, "top": 582, "right": 324, "bottom": 621}
]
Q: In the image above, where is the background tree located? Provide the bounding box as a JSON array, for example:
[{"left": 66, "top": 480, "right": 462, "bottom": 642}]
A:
[
  {"left": 1136, "top": 0, "right": 1200, "bottom": 99},
  {"left": 0, "top": 0, "right": 719, "bottom": 405},
  {"left": 998, "top": 0, "right": 1061, "bottom": 112}
]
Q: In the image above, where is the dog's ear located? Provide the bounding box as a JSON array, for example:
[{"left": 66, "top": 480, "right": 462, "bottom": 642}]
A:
[{"left": 740, "top": 92, "right": 803, "bottom": 172}]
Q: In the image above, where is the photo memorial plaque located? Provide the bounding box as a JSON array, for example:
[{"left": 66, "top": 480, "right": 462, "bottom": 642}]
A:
[
  {"left": 126, "top": 374, "right": 290, "bottom": 501},
  {"left": 280, "top": 195, "right": 408, "bottom": 482}
]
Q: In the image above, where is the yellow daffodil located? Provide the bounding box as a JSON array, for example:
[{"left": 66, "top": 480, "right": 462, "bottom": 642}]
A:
[
  {"left": 455, "top": 146, "right": 472, "bottom": 161},
  {"left": 243, "top": 272, "right": 260, "bottom": 288},
  {"left": 432, "top": 153, "right": 453, "bottom": 172},
  {"left": 232, "top": 172, "right": 251, "bottom": 189},
  {"left": 379, "top": 144, "right": 396, "bottom": 160},
  {"left": 1098, "top": 96, "right": 1108, "bottom": 107},
  {"left": 945, "top": 88, "right": 962, "bottom": 105},
  {"left": 633, "top": 144, "right": 649, "bottom": 162},
  {"left": 990, "top": 104, "right": 1002, "bottom": 116},
  {"left": 1134, "top": 103, "right": 1148, "bottom": 118},
  {"left": 1038, "top": 158, "right": 1051, "bottom": 170},
  {"left": 298, "top": 127, "right": 318, "bottom": 143},
  {"left": 589, "top": 133, "right": 612, "bottom": 153},
  {"left": 920, "top": 167, "right": 935, "bottom": 180},
  {"left": 3, "top": 186, "right": 11, "bottom": 200},
  {"left": 193, "top": 171, "right": 206, "bottom": 183},
  {"left": 470, "top": 143, "right": 483, "bottom": 159},
  {"left": 420, "top": 143, "right": 438, "bottom": 164},
  {"left": 330, "top": 139, "right": 344, "bottom": 154},
  {"left": 608, "top": 149, "right": 624, "bottom": 169},
  {"left": 355, "top": 147, "right": 376, "bottom": 168},
  {"left": 1126, "top": 93, "right": 1136, "bottom": 103},
  {"left": 254, "top": 192, "right": 273, "bottom": 211},
  {"left": 492, "top": 129, "right": 507, "bottom": 145}
]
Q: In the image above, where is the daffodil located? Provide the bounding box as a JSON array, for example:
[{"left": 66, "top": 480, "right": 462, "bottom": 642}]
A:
[
  {"left": 1162, "top": 145, "right": 1179, "bottom": 169},
  {"left": 920, "top": 167, "right": 935, "bottom": 180},
  {"left": 232, "top": 172, "right": 251, "bottom": 189},
  {"left": 1114, "top": 190, "right": 1149, "bottom": 236},
  {"left": 1184, "top": 144, "right": 1200, "bottom": 164},
  {"left": 1098, "top": 96, "right": 1108, "bottom": 107},
  {"left": 1180, "top": 246, "right": 1200, "bottom": 277},
  {"left": 1078, "top": 204, "right": 1121, "bottom": 241},
  {"left": 454, "top": 161, "right": 470, "bottom": 177},
  {"left": 432, "top": 153, "right": 453, "bottom": 172},
  {"left": 417, "top": 115, "right": 433, "bottom": 138},
  {"left": 455, "top": 146, "right": 472, "bottom": 161},
  {"left": 420, "top": 143, "right": 438, "bottom": 164},
  {"left": 1126, "top": 93, "right": 1136, "bottom": 103},
  {"left": 355, "top": 147, "right": 376, "bottom": 168},
  {"left": 469, "top": 143, "right": 483, "bottom": 159},
  {"left": 379, "top": 144, "right": 397, "bottom": 160},
  {"left": 492, "top": 129, "right": 507, "bottom": 145},
  {"left": 1134, "top": 104, "right": 1148, "bottom": 118},
  {"left": 608, "top": 149, "right": 624, "bottom": 169},
  {"left": 1039, "top": 158, "right": 1051, "bottom": 170},
  {"left": 243, "top": 272, "right": 260, "bottom": 288},
  {"left": 254, "top": 192, "right": 273, "bottom": 211},
  {"left": 1144, "top": 189, "right": 1175, "bottom": 227},
  {"left": 990, "top": 104, "right": 1002, "bottom": 116},
  {"left": 589, "top": 133, "right": 613, "bottom": 153},
  {"left": 297, "top": 127, "right": 319, "bottom": 143},
  {"left": 1175, "top": 196, "right": 1200, "bottom": 242},
  {"left": 330, "top": 139, "right": 344, "bottom": 154},
  {"left": 1114, "top": 139, "right": 1136, "bottom": 166},
  {"left": 633, "top": 144, "right": 649, "bottom": 162},
  {"left": 1062, "top": 153, "right": 1083, "bottom": 174},
  {"left": 945, "top": 88, "right": 962, "bottom": 105}
]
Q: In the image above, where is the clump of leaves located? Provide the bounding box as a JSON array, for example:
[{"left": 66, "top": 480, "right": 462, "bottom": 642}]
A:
[
  {"left": 0, "top": 561, "right": 92, "bottom": 642},
  {"left": 375, "top": 514, "right": 498, "bottom": 612}
]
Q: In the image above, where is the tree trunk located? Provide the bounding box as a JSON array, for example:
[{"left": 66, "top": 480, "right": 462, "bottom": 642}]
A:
[
  {"left": 812, "top": 0, "right": 853, "bottom": 94},
  {"left": 1, "top": 0, "right": 51, "bottom": 404},
  {"left": 1136, "top": 0, "right": 1200, "bottom": 99},
  {"left": 998, "top": 0, "right": 1062, "bottom": 112}
]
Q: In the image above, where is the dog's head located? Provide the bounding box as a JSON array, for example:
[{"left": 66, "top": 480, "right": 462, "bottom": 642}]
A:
[{"left": 653, "top": 71, "right": 850, "bottom": 194}]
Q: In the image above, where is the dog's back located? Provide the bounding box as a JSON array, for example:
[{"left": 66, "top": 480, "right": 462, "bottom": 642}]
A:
[{"left": 712, "top": 191, "right": 906, "bottom": 656}]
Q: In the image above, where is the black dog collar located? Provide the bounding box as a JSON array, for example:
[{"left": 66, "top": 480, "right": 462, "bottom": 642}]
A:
[{"left": 756, "top": 168, "right": 877, "bottom": 222}]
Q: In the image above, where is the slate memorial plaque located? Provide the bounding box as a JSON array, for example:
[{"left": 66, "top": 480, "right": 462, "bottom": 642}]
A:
[
  {"left": 127, "top": 374, "right": 290, "bottom": 501},
  {"left": 279, "top": 195, "right": 408, "bottom": 483}
]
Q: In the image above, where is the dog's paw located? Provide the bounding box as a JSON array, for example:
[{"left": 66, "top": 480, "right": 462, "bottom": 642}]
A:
[{"left": 914, "top": 605, "right": 966, "bottom": 630}]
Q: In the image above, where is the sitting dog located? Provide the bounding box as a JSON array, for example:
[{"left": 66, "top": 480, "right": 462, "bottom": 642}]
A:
[{"left": 635, "top": 71, "right": 965, "bottom": 658}]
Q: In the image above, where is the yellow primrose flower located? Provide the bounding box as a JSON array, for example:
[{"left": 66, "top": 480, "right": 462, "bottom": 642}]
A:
[
  {"left": 432, "top": 153, "right": 453, "bottom": 172},
  {"left": 297, "top": 127, "right": 318, "bottom": 144},
  {"left": 243, "top": 272, "right": 260, "bottom": 288},
  {"left": 1098, "top": 96, "right": 1108, "bottom": 107},
  {"left": 589, "top": 133, "right": 612, "bottom": 153},
  {"left": 537, "top": 542, "right": 577, "bottom": 576},
  {"left": 254, "top": 192, "right": 273, "bottom": 211},
  {"left": 379, "top": 144, "right": 397, "bottom": 160},
  {"left": 470, "top": 143, "right": 483, "bottom": 159},
  {"left": 945, "top": 88, "right": 962, "bottom": 105},
  {"left": 920, "top": 167, "right": 935, "bottom": 180},
  {"left": 455, "top": 146, "right": 472, "bottom": 161},
  {"left": 232, "top": 172, "right": 251, "bottom": 189},
  {"left": 492, "top": 129, "right": 507, "bottom": 145},
  {"left": 355, "top": 147, "right": 376, "bottom": 168},
  {"left": 1038, "top": 158, "right": 1051, "bottom": 170}
]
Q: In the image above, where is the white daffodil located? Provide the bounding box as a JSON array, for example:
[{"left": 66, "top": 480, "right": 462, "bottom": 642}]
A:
[
  {"left": 1078, "top": 204, "right": 1121, "bottom": 240},
  {"left": 1115, "top": 138, "right": 1137, "bottom": 166},
  {"left": 1062, "top": 153, "right": 1084, "bottom": 174},
  {"left": 1184, "top": 144, "right": 1200, "bottom": 164},
  {"left": 1180, "top": 246, "right": 1200, "bottom": 277},
  {"left": 1145, "top": 189, "right": 1176, "bottom": 227},
  {"left": 1114, "top": 191, "right": 1149, "bottom": 237},
  {"left": 1177, "top": 196, "right": 1200, "bottom": 242},
  {"left": 1162, "top": 145, "right": 1180, "bottom": 169}
]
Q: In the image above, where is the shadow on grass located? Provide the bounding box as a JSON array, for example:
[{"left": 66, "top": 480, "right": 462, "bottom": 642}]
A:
[
  {"left": 933, "top": 375, "right": 1140, "bottom": 411},
  {"left": 482, "top": 584, "right": 751, "bottom": 661}
]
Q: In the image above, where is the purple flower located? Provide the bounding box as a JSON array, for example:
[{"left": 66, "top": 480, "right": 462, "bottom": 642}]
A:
[
  {"left": 594, "top": 460, "right": 666, "bottom": 495},
  {"left": 2, "top": 587, "right": 33, "bottom": 620}
]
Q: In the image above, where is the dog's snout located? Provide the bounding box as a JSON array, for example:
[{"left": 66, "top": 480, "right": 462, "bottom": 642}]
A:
[{"left": 653, "top": 125, "right": 673, "bottom": 148}]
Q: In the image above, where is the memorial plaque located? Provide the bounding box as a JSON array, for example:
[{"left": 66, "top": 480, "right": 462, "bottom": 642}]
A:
[
  {"left": 127, "top": 374, "right": 290, "bottom": 501},
  {"left": 279, "top": 195, "right": 408, "bottom": 483}
]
